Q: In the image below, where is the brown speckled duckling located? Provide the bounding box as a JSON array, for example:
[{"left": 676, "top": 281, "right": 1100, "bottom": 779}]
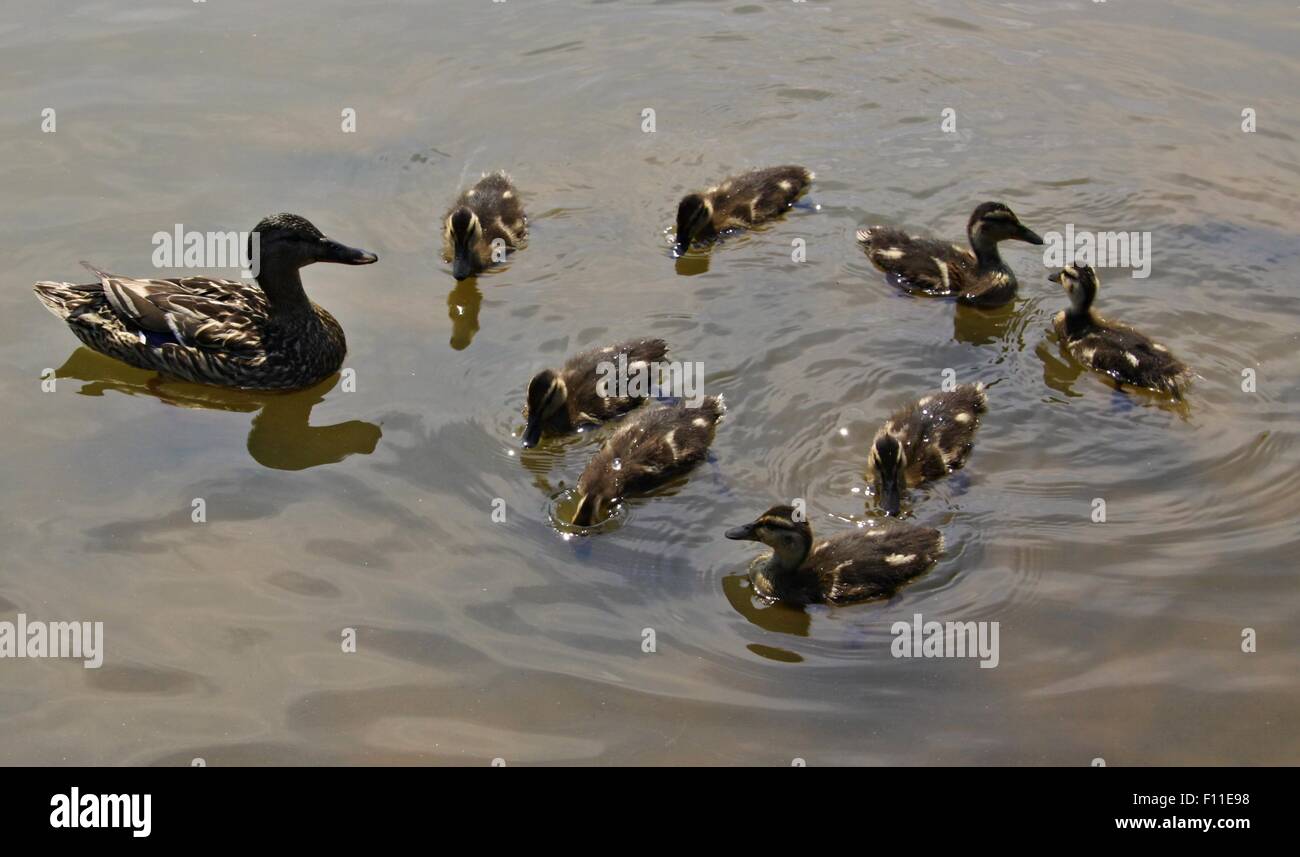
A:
[
  {"left": 673, "top": 165, "right": 813, "bottom": 255},
  {"left": 1050, "top": 264, "right": 1191, "bottom": 399},
  {"left": 866, "top": 383, "right": 988, "bottom": 516},
  {"left": 522, "top": 338, "right": 670, "bottom": 448},
  {"left": 856, "top": 202, "right": 1043, "bottom": 307},
  {"left": 725, "top": 505, "right": 943, "bottom": 605},
  {"left": 571, "top": 396, "right": 724, "bottom": 526},
  {"left": 442, "top": 171, "right": 526, "bottom": 280}
]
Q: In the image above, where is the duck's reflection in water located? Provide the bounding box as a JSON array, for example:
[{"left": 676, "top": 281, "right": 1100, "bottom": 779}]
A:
[
  {"left": 952, "top": 299, "right": 1017, "bottom": 346},
  {"left": 447, "top": 279, "right": 482, "bottom": 350},
  {"left": 55, "top": 348, "right": 381, "bottom": 470},
  {"left": 721, "top": 570, "right": 811, "bottom": 644}
]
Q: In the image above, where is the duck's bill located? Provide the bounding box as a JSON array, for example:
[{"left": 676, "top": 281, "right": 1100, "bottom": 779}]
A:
[
  {"left": 880, "top": 483, "right": 903, "bottom": 517},
  {"left": 521, "top": 416, "right": 544, "bottom": 449},
  {"left": 1048, "top": 270, "right": 1063, "bottom": 284},
  {"left": 321, "top": 239, "right": 378, "bottom": 265},
  {"left": 1017, "top": 225, "right": 1044, "bottom": 245},
  {"left": 451, "top": 251, "right": 475, "bottom": 280},
  {"left": 571, "top": 494, "right": 602, "bottom": 527},
  {"left": 725, "top": 523, "right": 757, "bottom": 541}
]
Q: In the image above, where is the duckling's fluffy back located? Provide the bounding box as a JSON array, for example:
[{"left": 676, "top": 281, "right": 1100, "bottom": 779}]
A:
[
  {"left": 1054, "top": 313, "right": 1191, "bottom": 400},
  {"left": 576, "top": 396, "right": 724, "bottom": 500},
  {"left": 870, "top": 383, "right": 987, "bottom": 486},
  {"left": 810, "top": 522, "right": 944, "bottom": 604},
  {"left": 703, "top": 165, "right": 812, "bottom": 231}
]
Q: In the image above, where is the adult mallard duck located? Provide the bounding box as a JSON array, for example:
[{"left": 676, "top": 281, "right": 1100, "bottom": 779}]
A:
[
  {"left": 522, "top": 338, "right": 670, "bottom": 448},
  {"left": 32, "top": 213, "right": 377, "bottom": 391},
  {"left": 570, "top": 396, "right": 724, "bottom": 526},
  {"left": 442, "top": 171, "right": 526, "bottom": 280},
  {"left": 673, "top": 165, "right": 813, "bottom": 255},
  {"left": 725, "top": 505, "right": 943, "bottom": 605},
  {"left": 866, "top": 383, "right": 988, "bottom": 516},
  {"left": 1050, "top": 264, "right": 1191, "bottom": 399},
  {"left": 856, "top": 202, "right": 1043, "bottom": 307}
]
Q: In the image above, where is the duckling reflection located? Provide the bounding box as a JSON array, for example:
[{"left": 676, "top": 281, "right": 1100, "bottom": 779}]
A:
[
  {"left": 951, "top": 298, "right": 1018, "bottom": 347},
  {"left": 446, "top": 279, "right": 482, "bottom": 350},
  {"left": 721, "top": 572, "right": 812, "bottom": 637},
  {"left": 53, "top": 348, "right": 381, "bottom": 470}
]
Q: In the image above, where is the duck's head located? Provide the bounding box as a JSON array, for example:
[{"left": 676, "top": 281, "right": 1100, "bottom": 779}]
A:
[
  {"left": 674, "top": 193, "right": 713, "bottom": 255},
  {"left": 249, "top": 213, "right": 378, "bottom": 271},
  {"left": 446, "top": 207, "right": 483, "bottom": 280},
  {"left": 522, "top": 368, "right": 568, "bottom": 448},
  {"left": 725, "top": 505, "right": 814, "bottom": 570},
  {"left": 967, "top": 202, "right": 1043, "bottom": 248},
  {"left": 1049, "top": 263, "right": 1098, "bottom": 312},
  {"left": 868, "top": 433, "right": 907, "bottom": 517}
]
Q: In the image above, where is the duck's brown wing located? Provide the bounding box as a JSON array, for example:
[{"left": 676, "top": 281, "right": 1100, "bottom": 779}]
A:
[
  {"left": 711, "top": 165, "right": 812, "bottom": 227},
  {"left": 83, "top": 263, "right": 267, "bottom": 354},
  {"left": 813, "top": 524, "right": 944, "bottom": 604},
  {"left": 855, "top": 228, "right": 977, "bottom": 297},
  {"left": 564, "top": 338, "right": 671, "bottom": 422},
  {"left": 1076, "top": 321, "right": 1189, "bottom": 396}
]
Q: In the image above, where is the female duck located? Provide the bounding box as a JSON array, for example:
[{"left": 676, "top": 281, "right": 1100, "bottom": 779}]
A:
[
  {"left": 1050, "top": 264, "right": 1191, "bottom": 399},
  {"left": 443, "top": 171, "right": 526, "bottom": 280},
  {"left": 522, "top": 338, "right": 669, "bottom": 448},
  {"left": 866, "top": 383, "right": 988, "bottom": 516},
  {"left": 32, "top": 213, "right": 377, "bottom": 391},
  {"left": 725, "top": 505, "right": 943, "bottom": 605},
  {"left": 571, "top": 397, "right": 724, "bottom": 526},
  {"left": 674, "top": 165, "right": 813, "bottom": 255},
  {"left": 856, "top": 202, "right": 1043, "bottom": 307}
]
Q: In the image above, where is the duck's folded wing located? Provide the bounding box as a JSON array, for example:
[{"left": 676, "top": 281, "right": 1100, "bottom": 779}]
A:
[{"left": 85, "top": 264, "right": 265, "bottom": 354}]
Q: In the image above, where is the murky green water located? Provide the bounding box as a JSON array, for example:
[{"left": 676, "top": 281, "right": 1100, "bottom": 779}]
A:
[{"left": 1, "top": 0, "right": 1297, "bottom": 764}]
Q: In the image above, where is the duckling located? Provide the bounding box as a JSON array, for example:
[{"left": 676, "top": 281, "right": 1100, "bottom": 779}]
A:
[
  {"left": 673, "top": 165, "right": 813, "bottom": 255},
  {"left": 571, "top": 397, "right": 725, "bottom": 526},
  {"left": 856, "top": 202, "right": 1043, "bottom": 307},
  {"left": 866, "top": 383, "right": 988, "bottom": 516},
  {"left": 442, "top": 171, "right": 526, "bottom": 280},
  {"left": 1050, "top": 264, "right": 1191, "bottom": 399},
  {"left": 522, "top": 338, "right": 670, "bottom": 448},
  {"left": 32, "top": 213, "right": 377, "bottom": 391},
  {"left": 725, "top": 505, "right": 943, "bottom": 605}
]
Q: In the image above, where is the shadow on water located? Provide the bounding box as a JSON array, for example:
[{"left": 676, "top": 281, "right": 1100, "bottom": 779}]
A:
[
  {"left": 446, "top": 278, "right": 482, "bottom": 350},
  {"left": 54, "top": 348, "right": 382, "bottom": 470},
  {"left": 952, "top": 299, "right": 1018, "bottom": 346}
]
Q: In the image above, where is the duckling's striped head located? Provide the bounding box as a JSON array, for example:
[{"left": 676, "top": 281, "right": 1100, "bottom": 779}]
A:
[
  {"left": 1049, "top": 263, "right": 1098, "bottom": 311},
  {"left": 674, "top": 193, "right": 714, "bottom": 255},
  {"left": 446, "top": 206, "right": 483, "bottom": 280},
  {"left": 968, "top": 201, "right": 1043, "bottom": 247},
  {"left": 725, "top": 505, "right": 813, "bottom": 564},
  {"left": 248, "top": 213, "right": 378, "bottom": 271},
  {"left": 522, "top": 368, "right": 568, "bottom": 448},
  {"left": 868, "top": 432, "right": 908, "bottom": 517}
]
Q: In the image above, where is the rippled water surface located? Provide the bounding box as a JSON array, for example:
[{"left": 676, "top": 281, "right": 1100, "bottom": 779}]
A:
[{"left": 1, "top": 0, "right": 1298, "bottom": 764}]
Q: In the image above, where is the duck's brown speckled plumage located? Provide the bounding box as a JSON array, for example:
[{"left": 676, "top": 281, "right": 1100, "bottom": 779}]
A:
[
  {"left": 1051, "top": 264, "right": 1191, "bottom": 399},
  {"left": 856, "top": 201, "right": 1043, "bottom": 307},
  {"left": 572, "top": 396, "right": 724, "bottom": 525},
  {"left": 866, "top": 383, "right": 988, "bottom": 515},
  {"left": 522, "top": 338, "right": 669, "bottom": 446},
  {"left": 726, "top": 505, "right": 943, "bottom": 606},
  {"left": 674, "top": 165, "right": 812, "bottom": 252},
  {"left": 442, "top": 171, "right": 526, "bottom": 278},
  {"left": 32, "top": 213, "right": 376, "bottom": 391}
]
